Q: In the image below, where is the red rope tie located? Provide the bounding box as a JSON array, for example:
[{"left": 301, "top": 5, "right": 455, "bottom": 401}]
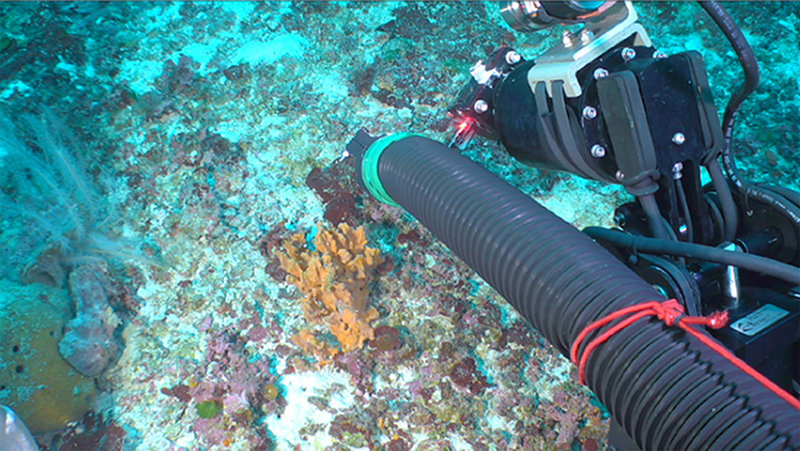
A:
[{"left": 570, "top": 299, "right": 800, "bottom": 411}]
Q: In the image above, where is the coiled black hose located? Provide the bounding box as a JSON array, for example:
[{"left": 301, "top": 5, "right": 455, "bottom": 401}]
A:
[{"left": 347, "top": 131, "right": 800, "bottom": 449}]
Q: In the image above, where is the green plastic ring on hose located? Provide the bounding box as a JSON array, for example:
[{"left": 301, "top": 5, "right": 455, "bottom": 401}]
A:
[{"left": 362, "top": 132, "right": 424, "bottom": 207}]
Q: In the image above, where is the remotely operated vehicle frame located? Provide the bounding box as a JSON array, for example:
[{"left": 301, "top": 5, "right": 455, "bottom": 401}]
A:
[{"left": 348, "top": 1, "right": 800, "bottom": 449}]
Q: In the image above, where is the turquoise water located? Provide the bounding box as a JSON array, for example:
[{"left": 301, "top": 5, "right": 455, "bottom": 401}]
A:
[{"left": 0, "top": 2, "right": 798, "bottom": 449}]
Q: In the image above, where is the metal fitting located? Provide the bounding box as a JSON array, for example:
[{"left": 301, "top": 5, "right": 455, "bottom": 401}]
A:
[
  {"left": 672, "top": 132, "right": 686, "bottom": 145},
  {"left": 582, "top": 106, "right": 597, "bottom": 120},
  {"left": 615, "top": 170, "right": 625, "bottom": 181},
  {"left": 593, "top": 68, "right": 609, "bottom": 80},
  {"left": 722, "top": 242, "right": 742, "bottom": 309},
  {"left": 562, "top": 30, "right": 575, "bottom": 48},
  {"left": 590, "top": 144, "right": 606, "bottom": 158},
  {"left": 653, "top": 50, "right": 667, "bottom": 59},
  {"left": 505, "top": 50, "right": 522, "bottom": 65},
  {"left": 579, "top": 29, "right": 594, "bottom": 45},
  {"left": 672, "top": 161, "right": 683, "bottom": 179},
  {"left": 621, "top": 47, "right": 636, "bottom": 62},
  {"left": 473, "top": 99, "right": 489, "bottom": 114}
]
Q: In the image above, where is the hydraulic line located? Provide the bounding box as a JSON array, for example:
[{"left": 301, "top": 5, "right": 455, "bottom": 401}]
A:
[
  {"left": 748, "top": 184, "right": 800, "bottom": 230},
  {"left": 698, "top": 1, "right": 800, "bottom": 247},
  {"left": 697, "top": 1, "right": 759, "bottom": 187},
  {"left": 705, "top": 159, "right": 737, "bottom": 242},
  {"left": 584, "top": 227, "right": 800, "bottom": 286},
  {"left": 347, "top": 131, "right": 800, "bottom": 448},
  {"left": 760, "top": 184, "right": 800, "bottom": 207},
  {"left": 638, "top": 193, "right": 670, "bottom": 240},
  {"left": 675, "top": 178, "right": 694, "bottom": 243}
]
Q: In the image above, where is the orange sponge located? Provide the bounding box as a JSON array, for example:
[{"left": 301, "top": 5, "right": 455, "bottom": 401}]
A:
[{"left": 279, "top": 223, "right": 382, "bottom": 363}]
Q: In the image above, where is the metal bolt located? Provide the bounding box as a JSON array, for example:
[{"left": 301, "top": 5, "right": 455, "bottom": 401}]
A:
[
  {"left": 562, "top": 30, "right": 575, "bottom": 48},
  {"left": 505, "top": 50, "right": 521, "bottom": 65},
  {"left": 473, "top": 99, "right": 489, "bottom": 114},
  {"left": 672, "top": 161, "right": 683, "bottom": 179},
  {"left": 582, "top": 106, "right": 597, "bottom": 120},
  {"left": 590, "top": 144, "right": 606, "bottom": 158},
  {"left": 672, "top": 132, "right": 686, "bottom": 145},
  {"left": 579, "top": 29, "right": 594, "bottom": 44},
  {"left": 614, "top": 212, "right": 626, "bottom": 227},
  {"left": 615, "top": 170, "right": 625, "bottom": 181},
  {"left": 593, "top": 68, "right": 609, "bottom": 80},
  {"left": 621, "top": 47, "right": 636, "bottom": 62},
  {"left": 653, "top": 50, "right": 668, "bottom": 59}
]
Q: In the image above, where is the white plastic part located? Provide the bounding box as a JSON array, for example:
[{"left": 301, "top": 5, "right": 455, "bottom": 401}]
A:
[{"left": 0, "top": 406, "right": 38, "bottom": 451}]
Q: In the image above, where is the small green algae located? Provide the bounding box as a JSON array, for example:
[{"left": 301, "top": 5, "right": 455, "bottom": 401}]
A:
[
  {"left": 195, "top": 400, "right": 223, "bottom": 419},
  {"left": 0, "top": 36, "right": 12, "bottom": 53}
]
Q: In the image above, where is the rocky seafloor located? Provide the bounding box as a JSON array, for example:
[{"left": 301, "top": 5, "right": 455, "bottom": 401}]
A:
[{"left": 0, "top": 2, "right": 798, "bottom": 450}]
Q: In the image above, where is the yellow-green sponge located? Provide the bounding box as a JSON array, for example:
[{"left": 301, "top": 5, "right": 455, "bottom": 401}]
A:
[{"left": 0, "top": 279, "right": 96, "bottom": 433}]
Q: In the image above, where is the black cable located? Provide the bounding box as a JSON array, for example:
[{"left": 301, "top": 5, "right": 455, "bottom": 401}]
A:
[
  {"left": 698, "top": 3, "right": 800, "bottom": 248},
  {"left": 705, "top": 159, "right": 737, "bottom": 241},
  {"left": 697, "top": 1, "right": 760, "bottom": 187},
  {"left": 750, "top": 184, "right": 800, "bottom": 227},
  {"left": 675, "top": 178, "right": 694, "bottom": 243},
  {"left": 639, "top": 193, "right": 671, "bottom": 240},
  {"left": 756, "top": 183, "right": 800, "bottom": 208},
  {"left": 584, "top": 227, "right": 800, "bottom": 285}
]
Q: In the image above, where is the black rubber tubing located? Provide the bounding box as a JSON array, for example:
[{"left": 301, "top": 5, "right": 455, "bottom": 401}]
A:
[
  {"left": 583, "top": 227, "right": 800, "bottom": 285},
  {"left": 706, "top": 158, "right": 738, "bottom": 242},
  {"left": 698, "top": 0, "right": 759, "bottom": 188},
  {"left": 349, "top": 132, "right": 800, "bottom": 449},
  {"left": 698, "top": 1, "right": 800, "bottom": 242},
  {"left": 760, "top": 184, "right": 800, "bottom": 208}
]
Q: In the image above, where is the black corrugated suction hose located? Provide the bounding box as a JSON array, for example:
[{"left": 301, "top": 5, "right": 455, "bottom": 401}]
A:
[{"left": 346, "top": 131, "right": 800, "bottom": 449}]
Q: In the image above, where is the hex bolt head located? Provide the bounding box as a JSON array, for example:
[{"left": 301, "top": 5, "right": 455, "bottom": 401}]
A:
[
  {"left": 672, "top": 132, "right": 686, "bottom": 145},
  {"left": 653, "top": 50, "right": 668, "bottom": 59},
  {"left": 672, "top": 161, "right": 684, "bottom": 179},
  {"left": 590, "top": 144, "right": 606, "bottom": 158},
  {"left": 562, "top": 30, "right": 575, "bottom": 48},
  {"left": 580, "top": 29, "right": 594, "bottom": 44},
  {"left": 582, "top": 106, "right": 597, "bottom": 120},
  {"left": 473, "top": 99, "right": 489, "bottom": 114},
  {"left": 505, "top": 50, "right": 521, "bottom": 65},
  {"left": 621, "top": 47, "right": 636, "bottom": 62},
  {"left": 593, "top": 68, "right": 609, "bottom": 80}
]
